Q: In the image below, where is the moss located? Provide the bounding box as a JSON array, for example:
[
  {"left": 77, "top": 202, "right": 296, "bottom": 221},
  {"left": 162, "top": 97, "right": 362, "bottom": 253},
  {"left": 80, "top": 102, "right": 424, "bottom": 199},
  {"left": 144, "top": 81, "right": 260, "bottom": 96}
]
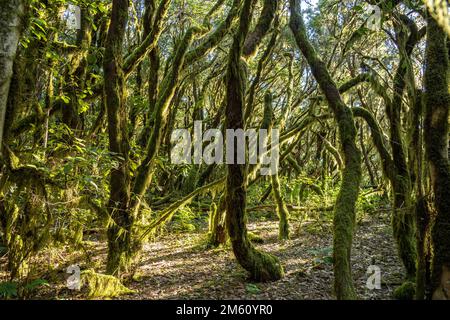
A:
[
  {"left": 243, "top": 0, "right": 278, "bottom": 57},
  {"left": 248, "top": 232, "right": 264, "bottom": 244},
  {"left": 224, "top": 0, "right": 284, "bottom": 283},
  {"left": 393, "top": 281, "right": 415, "bottom": 300},
  {"left": 271, "top": 173, "right": 290, "bottom": 240},
  {"left": 290, "top": 0, "right": 362, "bottom": 299},
  {"left": 81, "top": 270, "right": 135, "bottom": 299},
  {"left": 208, "top": 195, "right": 228, "bottom": 247},
  {"left": 424, "top": 13, "right": 450, "bottom": 297}
]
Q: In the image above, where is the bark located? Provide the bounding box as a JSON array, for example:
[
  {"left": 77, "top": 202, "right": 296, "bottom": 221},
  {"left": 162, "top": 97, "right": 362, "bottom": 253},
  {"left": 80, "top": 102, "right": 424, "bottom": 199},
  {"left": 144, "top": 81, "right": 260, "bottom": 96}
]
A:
[
  {"left": 243, "top": 0, "right": 278, "bottom": 58},
  {"left": 61, "top": 6, "right": 93, "bottom": 131},
  {"left": 424, "top": 14, "right": 450, "bottom": 300},
  {"left": 289, "top": 0, "right": 362, "bottom": 299},
  {"left": 0, "top": 0, "right": 24, "bottom": 156},
  {"left": 263, "top": 93, "right": 290, "bottom": 240},
  {"left": 103, "top": 0, "right": 132, "bottom": 276},
  {"left": 225, "top": 0, "right": 283, "bottom": 282}
]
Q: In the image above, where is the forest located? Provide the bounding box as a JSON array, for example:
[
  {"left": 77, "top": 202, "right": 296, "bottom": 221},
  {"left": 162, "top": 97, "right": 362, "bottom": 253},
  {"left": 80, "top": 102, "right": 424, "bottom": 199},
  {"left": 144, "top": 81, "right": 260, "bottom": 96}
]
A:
[{"left": 0, "top": 0, "right": 449, "bottom": 301}]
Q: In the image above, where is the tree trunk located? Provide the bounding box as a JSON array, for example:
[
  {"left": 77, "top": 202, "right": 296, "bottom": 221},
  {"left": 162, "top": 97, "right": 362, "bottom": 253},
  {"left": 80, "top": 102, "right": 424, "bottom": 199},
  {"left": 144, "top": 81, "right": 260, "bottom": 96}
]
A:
[
  {"left": 208, "top": 194, "right": 227, "bottom": 247},
  {"left": 0, "top": 0, "right": 24, "bottom": 156},
  {"left": 103, "top": 0, "right": 132, "bottom": 276},
  {"left": 225, "top": 0, "right": 283, "bottom": 282},
  {"left": 289, "top": 0, "right": 362, "bottom": 299},
  {"left": 424, "top": 14, "right": 450, "bottom": 300}
]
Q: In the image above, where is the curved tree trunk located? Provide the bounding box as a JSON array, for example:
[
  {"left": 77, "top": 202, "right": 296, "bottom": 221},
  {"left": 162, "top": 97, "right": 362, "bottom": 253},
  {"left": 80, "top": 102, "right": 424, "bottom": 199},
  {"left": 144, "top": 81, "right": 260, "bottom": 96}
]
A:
[
  {"left": 225, "top": 0, "right": 283, "bottom": 282},
  {"left": 289, "top": 0, "right": 362, "bottom": 299}
]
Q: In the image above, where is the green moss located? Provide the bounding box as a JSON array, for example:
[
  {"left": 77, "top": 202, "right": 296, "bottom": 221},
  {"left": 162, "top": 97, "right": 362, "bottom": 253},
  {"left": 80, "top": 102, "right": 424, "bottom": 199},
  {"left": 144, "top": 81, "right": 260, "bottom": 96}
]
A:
[
  {"left": 248, "top": 232, "right": 264, "bottom": 244},
  {"left": 393, "top": 281, "right": 415, "bottom": 300},
  {"left": 81, "top": 270, "right": 135, "bottom": 299}
]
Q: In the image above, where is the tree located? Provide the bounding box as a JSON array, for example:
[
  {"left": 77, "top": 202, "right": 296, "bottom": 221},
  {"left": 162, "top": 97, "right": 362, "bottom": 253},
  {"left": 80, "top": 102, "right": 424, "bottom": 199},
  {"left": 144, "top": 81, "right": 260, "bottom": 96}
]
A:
[
  {"left": 225, "top": 0, "right": 283, "bottom": 282},
  {"left": 0, "top": 0, "right": 25, "bottom": 156},
  {"left": 424, "top": 12, "right": 450, "bottom": 300},
  {"left": 289, "top": 0, "right": 362, "bottom": 299}
]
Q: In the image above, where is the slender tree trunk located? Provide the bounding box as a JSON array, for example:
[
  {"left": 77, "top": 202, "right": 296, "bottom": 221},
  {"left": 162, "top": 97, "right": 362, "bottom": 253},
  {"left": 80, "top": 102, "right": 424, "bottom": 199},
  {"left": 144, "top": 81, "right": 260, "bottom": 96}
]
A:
[
  {"left": 263, "top": 93, "right": 290, "bottom": 240},
  {"left": 289, "top": 0, "right": 362, "bottom": 299},
  {"left": 424, "top": 14, "right": 450, "bottom": 300},
  {"left": 62, "top": 6, "right": 92, "bottom": 131},
  {"left": 208, "top": 194, "right": 227, "bottom": 247}
]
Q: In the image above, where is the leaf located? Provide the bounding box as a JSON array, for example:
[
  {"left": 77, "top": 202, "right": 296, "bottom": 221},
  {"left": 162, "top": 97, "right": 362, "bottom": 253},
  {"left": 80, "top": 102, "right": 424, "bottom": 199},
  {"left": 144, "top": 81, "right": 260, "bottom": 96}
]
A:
[
  {"left": 59, "top": 95, "right": 70, "bottom": 104},
  {"left": 24, "top": 279, "right": 49, "bottom": 291},
  {"left": 0, "top": 282, "right": 18, "bottom": 299},
  {"left": 245, "top": 283, "right": 261, "bottom": 294}
]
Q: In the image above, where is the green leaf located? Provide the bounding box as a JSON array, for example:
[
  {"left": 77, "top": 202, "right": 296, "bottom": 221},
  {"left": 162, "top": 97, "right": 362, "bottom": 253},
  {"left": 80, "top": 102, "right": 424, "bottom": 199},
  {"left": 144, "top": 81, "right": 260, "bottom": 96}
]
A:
[
  {"left": 245, "top": 283, "right": 261, "bottom": 294},
  {"left": 0, "top": 282, "right": 18, "bottom": 299},
  {"left": 24, "top": 279, "right": 49, "bottom": 291}
]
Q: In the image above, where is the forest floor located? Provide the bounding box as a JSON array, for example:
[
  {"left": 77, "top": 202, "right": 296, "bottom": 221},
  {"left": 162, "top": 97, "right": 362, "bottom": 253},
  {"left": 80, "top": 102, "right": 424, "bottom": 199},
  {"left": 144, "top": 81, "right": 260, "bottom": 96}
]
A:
[{"left": 1, "top": 207, "right": 406, "bottom": 300}]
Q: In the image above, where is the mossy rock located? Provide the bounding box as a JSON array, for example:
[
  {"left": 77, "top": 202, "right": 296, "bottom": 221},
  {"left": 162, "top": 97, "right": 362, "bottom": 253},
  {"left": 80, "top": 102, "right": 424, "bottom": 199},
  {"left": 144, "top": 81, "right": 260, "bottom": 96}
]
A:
[
  {"left": 81, "top": 270, "right": 136, "bottom": 299},
  {"left": 393, "top": 281, "right": 415, "bottom": 300}
]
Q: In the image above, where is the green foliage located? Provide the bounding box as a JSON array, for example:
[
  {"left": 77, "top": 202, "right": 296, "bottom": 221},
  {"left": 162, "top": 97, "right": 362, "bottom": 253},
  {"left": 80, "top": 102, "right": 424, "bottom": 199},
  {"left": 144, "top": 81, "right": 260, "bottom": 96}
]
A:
[
  {"left": 245, "top": 283, "right": 261, "bottom": 294},
  {"left": 0, "top": 279, "right": 49, "bottom": 299},
  {"left": 393, "top": 281, "right": 415, "bottom": 300},
  {"left": 308, "top": 246, "right": 334, "bottom": 266},
  {"left": 0, "top": 282, "right": 18, "bottom": 299},
  {"left": 168, "top": 207, "right": 204, "bottom": 233}
]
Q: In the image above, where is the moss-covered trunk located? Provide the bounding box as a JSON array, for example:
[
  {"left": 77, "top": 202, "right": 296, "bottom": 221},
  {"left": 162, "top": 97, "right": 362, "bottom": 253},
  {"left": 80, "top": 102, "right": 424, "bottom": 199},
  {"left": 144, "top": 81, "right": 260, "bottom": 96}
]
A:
[
  {"left": 424, "top": 14, "right": 450, "bottom": 300},
  {"left": 61, "top": 6, "right": 92, "bottom": 131},
  {"left": 271, "top": 173, "right": 290, "bottom": 240},
  {"left": 225, "top": 0, "right": 283, "bottom": 282},
  {"left": 103, "top": 0, "right": 132, "bottom": 276},
  {"left": 263, "top": 93, "right": 290, "bottom": 240},
  {"left": 289, "top": 0, "right": 362, "bottom": 299},
  {"left": 208, "top": 194, "right": 227, "bottom": 247},
  {"left": 0, "top": 0, "right": 24, "bottom": 157}
]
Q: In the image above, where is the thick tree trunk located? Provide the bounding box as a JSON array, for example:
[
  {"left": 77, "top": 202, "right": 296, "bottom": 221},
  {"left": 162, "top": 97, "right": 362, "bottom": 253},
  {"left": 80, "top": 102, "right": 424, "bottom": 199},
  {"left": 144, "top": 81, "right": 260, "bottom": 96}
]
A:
[
  {"left": 0, "top": 0, "right": 24, "bottom": 156},
  {"left": 289, "top": 0, "right": 362, "bottom": 299},
  {"left": 225, "top": 0, "right": 283, "bottom": 282},
  {"left": 103, "top": 0, "right": 132, "bottom": 276},
  {"left": 424, "top": 14, "right": 450, "bottom": 300}
]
